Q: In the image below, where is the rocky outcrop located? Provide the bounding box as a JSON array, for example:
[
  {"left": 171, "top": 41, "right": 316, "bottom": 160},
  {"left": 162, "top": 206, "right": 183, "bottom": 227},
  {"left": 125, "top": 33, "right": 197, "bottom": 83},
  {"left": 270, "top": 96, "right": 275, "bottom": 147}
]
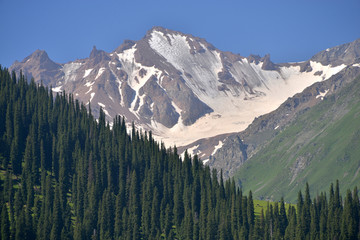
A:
[
  {"left": 160, "top": 74, "right": 213, "bottom": 126},
  {"left": 89, "top": 46, "right": 110, "bottom": 64},
  {"left": 115, "top": 40, "right": 136, "bottom": 53},
  {"left": 261, "top": 54, "right": 278, "bottom": 71},
  {"left": 310, "top": 39, "right": 360, "bottom": 66},
  {"left": 208, "top": 136, "right": 248, "bottom": 178},
  {"left": 139, "top": 75, "right": 180, "bottom": 127},
  {"left": 10, "top": 50, "right": 63, "bottom": 85}
]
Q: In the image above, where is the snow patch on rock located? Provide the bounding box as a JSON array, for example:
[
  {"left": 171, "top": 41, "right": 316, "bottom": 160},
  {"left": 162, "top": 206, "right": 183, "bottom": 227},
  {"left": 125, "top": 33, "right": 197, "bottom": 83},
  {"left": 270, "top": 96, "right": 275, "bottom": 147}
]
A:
[
  {"left": 63, "top": 62, "right": 82, "bottom": 83},
  {"left": 96, "top": 67, "right": 106, "bottom": 79},
  {"left": 98, "top": 102, "right": 106, "bottom": 108},
  {"left": 85, "top": 81, "right": 95, "bottom": 87},
  {"left": 83, "top": 68, "right": 93, "bottom": 78},
  {"left": 316, "top": 89, "right": 329, "bottom": 100},
  {"left": 51, "top": 86, "right": 63, "bottom": 92},
  {"left": 212, "top": 141, "right": 224, "bottom": 155},
  {"left": 52, "top": 86, "right": 63, "bottom": 92},
  {"left": 180, "top": 145, "right": 199, "bottom": 160},
  {"left": 89, "top": 92, "right": 95, "bottom": 102}
]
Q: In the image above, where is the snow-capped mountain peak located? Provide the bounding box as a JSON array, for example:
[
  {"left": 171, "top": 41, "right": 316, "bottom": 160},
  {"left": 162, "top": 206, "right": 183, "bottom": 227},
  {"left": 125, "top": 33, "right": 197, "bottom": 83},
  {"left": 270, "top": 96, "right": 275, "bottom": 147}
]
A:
[{"left": 9, "top": 27, "right": 358, "bottom": 148}]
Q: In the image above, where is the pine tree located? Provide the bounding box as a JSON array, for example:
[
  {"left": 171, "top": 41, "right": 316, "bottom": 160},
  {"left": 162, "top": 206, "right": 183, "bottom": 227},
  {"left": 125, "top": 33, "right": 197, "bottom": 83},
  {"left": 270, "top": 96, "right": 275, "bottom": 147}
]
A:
[
  {"left": 1, "top": 203, "right": 10, "bottom": 240},
  {"left": 50, "top": 185, "right": 63, "bottom": 240},
  {"left": 341, "top": 189, "right": 357, "bottom": 239},
  {"left": 285, "top": 206, "right": 297, "bottom": 240}
]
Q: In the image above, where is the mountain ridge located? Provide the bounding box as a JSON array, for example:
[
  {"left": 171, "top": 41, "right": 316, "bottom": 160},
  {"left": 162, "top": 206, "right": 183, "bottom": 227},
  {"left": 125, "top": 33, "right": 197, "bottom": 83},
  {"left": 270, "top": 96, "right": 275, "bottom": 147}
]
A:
[{"left": 9, "top": 27, "right": 359, "bottom": 150}]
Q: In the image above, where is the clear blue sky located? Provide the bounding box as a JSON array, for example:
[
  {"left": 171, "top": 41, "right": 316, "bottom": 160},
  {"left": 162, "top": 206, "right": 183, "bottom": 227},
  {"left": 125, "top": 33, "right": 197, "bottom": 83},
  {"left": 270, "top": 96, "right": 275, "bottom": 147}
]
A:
[{"left": 1, "top": 0, "right": 359, "bottom": 68}]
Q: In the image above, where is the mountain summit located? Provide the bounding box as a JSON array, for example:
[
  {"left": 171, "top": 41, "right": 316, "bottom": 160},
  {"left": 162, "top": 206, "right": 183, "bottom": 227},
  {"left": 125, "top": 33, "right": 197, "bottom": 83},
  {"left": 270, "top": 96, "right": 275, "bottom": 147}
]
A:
[{"left": 9, "top": 27, "right": 359, "bottom": 147}]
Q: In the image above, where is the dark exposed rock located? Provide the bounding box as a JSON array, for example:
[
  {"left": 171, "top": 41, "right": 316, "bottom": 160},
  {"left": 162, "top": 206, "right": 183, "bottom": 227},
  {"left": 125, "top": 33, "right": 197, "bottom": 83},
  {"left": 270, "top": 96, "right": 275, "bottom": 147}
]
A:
[
  {"left": 310, "top": 38, "right": 360, "bottom": 66},
  {"left": 89, "top": 46, "right": 110, "bottom": 64},
  {"left": 115, "top": 40, "right": 136, "bottom": 53},
  {"left": 314, "top": 71, "right": 323, "bottom": 76},
  {"left": 261, "top": 54, "right": 278, "bottom": 71},
  {"left": 139, "top": 68, "right": 147, "bottom": 78},
  {"left": 186, "top": 36, "right": 206, "bottom": 54},
  {"left": 247, "top": 54, "right": 261, "bottom": 64},
  {"left": 118, "top": 70, "right": 128, "bottom": 81},
  {"left": 218, "top": 69, "right": 238, "bottom": 85},
  {"left": 121, "top": 82, "right": 135, "bottom": 108},
  {"left": 184, "top": 72, "right": 192, "bottom": 79},
  {"left": 9, "top": 49, "right": 63, "bottom": 86},
  {"left": 160, "top": 75, "right": 213, "bottom": 126},
  {"left": 138, "top": 103, "right": 153, "bottom": 120},
  {"left": 133, "top": 97, "right": 140, "bottom": 111},
  {"left": 221, "top": 52, "right": 243, "bottom": 63},
  {"left": 177, "top": 132, "right": 234, "bottom": 161},
  {"left": 299, "top": 61, "right": 313, "bottom": 72},
  {"left": 208, "top": 136, "right": 248, "bottom": 178},
  {"left": 139, "top": 75, "right": 180, "bottom": 127},
  {"left": 218, "top": 84, "right": 230, "bottom": 92}
]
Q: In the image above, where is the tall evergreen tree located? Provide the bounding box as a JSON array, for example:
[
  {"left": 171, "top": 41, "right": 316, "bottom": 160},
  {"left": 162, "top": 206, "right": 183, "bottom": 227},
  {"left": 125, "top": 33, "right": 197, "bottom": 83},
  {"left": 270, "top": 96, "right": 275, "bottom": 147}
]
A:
[{"left": 1, "top": 203, "right": 10, "bottom": 240}]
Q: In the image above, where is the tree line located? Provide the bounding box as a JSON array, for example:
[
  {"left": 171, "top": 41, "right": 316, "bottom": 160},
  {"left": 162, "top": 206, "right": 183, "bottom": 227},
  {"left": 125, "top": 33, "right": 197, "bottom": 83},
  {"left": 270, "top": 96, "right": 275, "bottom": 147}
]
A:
[{"left": 0, "top": 66, "right": 359, "bottom": 239}]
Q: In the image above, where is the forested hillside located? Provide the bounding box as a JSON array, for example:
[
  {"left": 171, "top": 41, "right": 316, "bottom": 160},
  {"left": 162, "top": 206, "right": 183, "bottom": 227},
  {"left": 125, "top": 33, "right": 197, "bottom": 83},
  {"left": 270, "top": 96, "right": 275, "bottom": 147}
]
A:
[
  {"left": 0, "top": 67, "right": 257, "bottom": 239},
  {"left": 0, "top": 66, "right": 360, "bottom": 239}
]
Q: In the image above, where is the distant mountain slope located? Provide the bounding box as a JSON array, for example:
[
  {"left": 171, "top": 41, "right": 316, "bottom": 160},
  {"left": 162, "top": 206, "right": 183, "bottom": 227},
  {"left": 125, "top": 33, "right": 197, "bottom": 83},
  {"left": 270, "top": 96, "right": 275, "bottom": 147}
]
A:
[
  {"left": 183, "top": 39, "right": 360, "bottom": 177},
  {"left": 233, "top": 65, "right": 360, "bottom": 202},
  {"left": 9, "top": 27, "right": 353, "bottom": 148}
]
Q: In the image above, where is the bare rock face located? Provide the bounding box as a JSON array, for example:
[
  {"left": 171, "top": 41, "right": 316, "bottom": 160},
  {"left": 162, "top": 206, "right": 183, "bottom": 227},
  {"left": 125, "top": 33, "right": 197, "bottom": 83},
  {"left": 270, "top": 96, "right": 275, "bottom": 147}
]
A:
[
  {"left": 208, "top": 136, "right": 248, "bottom": 178},
  {"left": 310, "top": 39, "right": 360, "bottom": 66},
  {"left": 89, "top": 46, "right": 110, "bottom": 64},
  {"left": 10, "top": 50, "right": 63, "bottom": 85},
  {"left": 160, "top": 74, "right": 213, "bottom": 126},
  {"left": 247, "top": 54, "right": 261, "bottom": 64},
  {"left": 121, "top": 82, "right": 135, "bottom": 108},
  {"left": 139, "top": 75, "right": 179, "bottom": 127},
  {"left": 299, "top": 61, "right": 313, "bottom": 72},
  {"left": 261, "top": 54, "right": 278, "bottom": 71},
  {"left": 115, "top": 40, "right": 136, "bottom": 53}
]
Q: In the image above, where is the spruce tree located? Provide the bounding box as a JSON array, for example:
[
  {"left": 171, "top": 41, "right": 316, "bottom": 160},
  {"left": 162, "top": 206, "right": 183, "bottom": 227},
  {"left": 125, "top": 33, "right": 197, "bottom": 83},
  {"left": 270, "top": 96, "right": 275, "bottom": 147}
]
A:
[{"left": 1, "top": 203, "right": 10, "bottom": 240}]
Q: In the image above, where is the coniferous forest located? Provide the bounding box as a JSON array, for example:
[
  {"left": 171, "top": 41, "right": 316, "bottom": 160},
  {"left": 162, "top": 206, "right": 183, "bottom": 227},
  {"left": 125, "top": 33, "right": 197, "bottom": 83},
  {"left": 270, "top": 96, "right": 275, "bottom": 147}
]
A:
[{"left": 0, "top": 66, "right": 360, "bottom": 239}]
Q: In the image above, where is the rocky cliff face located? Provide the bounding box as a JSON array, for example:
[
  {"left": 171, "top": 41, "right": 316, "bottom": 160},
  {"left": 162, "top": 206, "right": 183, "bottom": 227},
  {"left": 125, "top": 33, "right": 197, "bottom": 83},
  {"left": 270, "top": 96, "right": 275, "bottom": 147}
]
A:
[
  {"left": 10, "top": 50, "right": 63, "bottom": 86},
  {"left": 9, "top": 27, "right": 358, "bottom": 151},
  {"left": 310, "top": 39, "right": 360, "bottom": 66}
]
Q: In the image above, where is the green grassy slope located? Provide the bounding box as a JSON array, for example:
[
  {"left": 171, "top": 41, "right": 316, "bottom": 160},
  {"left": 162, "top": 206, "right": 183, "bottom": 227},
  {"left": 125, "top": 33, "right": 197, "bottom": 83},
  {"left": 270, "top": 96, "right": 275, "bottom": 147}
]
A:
[
  {"left": 235, "top": 75, "right": 360, "bottom": 202},
  {"left": 253, "top": 199, "right": 295, "bottom": 217}
]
